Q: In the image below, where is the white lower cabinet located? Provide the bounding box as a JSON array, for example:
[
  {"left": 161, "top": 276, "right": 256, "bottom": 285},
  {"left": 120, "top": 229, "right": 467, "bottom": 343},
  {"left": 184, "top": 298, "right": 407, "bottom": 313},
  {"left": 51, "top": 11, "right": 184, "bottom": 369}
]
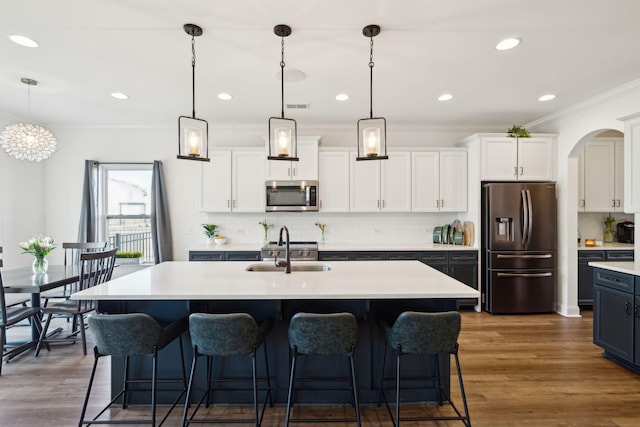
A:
[
  {"left": 318, "top": 151, "right": 350, "bottom": 212},
  {"left": 349, "top": 151, "right": 411, "bottom": 212},
  {"left": 412, "top": 151, "right": 467, "bottom": 212},
  {"left": 199, "top": 149, "right": 265, "bottom": 212}
]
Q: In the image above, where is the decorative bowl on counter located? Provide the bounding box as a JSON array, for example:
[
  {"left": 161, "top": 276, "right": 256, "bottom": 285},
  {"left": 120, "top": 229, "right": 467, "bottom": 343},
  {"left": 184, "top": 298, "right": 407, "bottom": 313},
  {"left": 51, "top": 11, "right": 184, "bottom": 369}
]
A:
[
  {"left": 584, "top": 239, "right": 596, "bottom": 247},
  {"left": 214, "top": 237, "right": 227, "bottom": 245}
]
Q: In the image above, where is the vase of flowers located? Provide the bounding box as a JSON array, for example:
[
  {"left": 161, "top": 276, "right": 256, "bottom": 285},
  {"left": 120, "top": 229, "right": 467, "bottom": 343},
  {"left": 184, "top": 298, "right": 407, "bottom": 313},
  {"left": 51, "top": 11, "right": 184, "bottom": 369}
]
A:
[
  {"left": 19, "top": 235, "right": 56, "bottom": 274},
  {"left": 603, "top": 215, "right": 616, "bottom": 242},
  {"left": 315, "top": 222, "right": 326, "bottom": 243},
  {"left": 259, "top": 219, "right": 274, "bottom": 245}
]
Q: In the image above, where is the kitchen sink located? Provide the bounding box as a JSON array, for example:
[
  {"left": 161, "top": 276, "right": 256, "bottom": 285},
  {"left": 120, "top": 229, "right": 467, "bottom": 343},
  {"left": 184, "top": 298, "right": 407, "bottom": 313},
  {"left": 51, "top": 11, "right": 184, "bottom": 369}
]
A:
[{"left": 245, "top": 263, "right": 332, "bottom": 272}]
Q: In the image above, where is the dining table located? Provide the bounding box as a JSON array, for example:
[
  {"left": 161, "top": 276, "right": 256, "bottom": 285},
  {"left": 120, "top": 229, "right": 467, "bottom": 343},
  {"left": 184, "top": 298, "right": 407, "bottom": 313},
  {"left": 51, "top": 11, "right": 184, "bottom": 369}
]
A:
[{"left": 3, "top": 265, "right": 80, "bottom": 341}]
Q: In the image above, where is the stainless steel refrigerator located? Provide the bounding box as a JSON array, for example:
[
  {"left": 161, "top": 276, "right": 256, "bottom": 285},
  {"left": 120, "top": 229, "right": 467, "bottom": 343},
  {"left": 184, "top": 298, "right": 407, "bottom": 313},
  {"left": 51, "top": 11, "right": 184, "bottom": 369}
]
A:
[{"left": 482, "top": 182, "right": 557, "bottom": 313}]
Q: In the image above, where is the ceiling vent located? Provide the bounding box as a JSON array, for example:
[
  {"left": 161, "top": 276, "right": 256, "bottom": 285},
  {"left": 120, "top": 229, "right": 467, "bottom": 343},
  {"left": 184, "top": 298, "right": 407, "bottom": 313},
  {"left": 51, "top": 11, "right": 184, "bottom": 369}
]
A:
[{"left": 286, "top": 103, "right": 310, "bottom": 110}]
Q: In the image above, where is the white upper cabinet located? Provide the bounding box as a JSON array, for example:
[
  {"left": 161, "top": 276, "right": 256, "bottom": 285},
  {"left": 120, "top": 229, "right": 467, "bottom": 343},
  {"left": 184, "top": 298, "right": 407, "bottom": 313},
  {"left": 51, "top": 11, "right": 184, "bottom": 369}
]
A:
[
  {"left": 412, "top": 151, "right": 467, "bottom": 212},
  {"left": 349, "top": 151, "right": 411, "bottom": 212},
  {"left": 266, "top": 137, "right": 318, "bottom": 181},
  {"left": 622, "top": 113, "right": 640, "bottom": 213},
  {"left": 479, "top": 135, "right": 555, "bottom": 181},
  {"left": 200, "top": 149, "right": 264, "bottom": 212},
  {"left": 583, "top": 138, "right": 624, "bottom": 212},
  {"left": 318, "top": 151, "right": 350, "bottom": 212}
]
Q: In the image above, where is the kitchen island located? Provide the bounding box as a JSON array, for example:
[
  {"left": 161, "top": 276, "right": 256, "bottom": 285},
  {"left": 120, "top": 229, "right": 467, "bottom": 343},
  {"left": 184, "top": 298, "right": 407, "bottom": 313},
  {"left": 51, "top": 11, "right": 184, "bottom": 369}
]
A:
[{"left": 72, "top": 260, "right": 479, "bottom": 404}]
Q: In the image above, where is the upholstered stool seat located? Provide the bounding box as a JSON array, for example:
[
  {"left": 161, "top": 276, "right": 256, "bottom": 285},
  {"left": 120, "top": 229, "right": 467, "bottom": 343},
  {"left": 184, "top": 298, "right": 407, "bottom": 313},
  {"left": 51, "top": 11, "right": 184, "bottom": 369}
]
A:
[
  {"left": 79, "top": 313, "right": 188, "bottom": 426},
  {"left": 378, "top": 311, "right": 471, "bottom": 426},
  {"left": 182, "top": 312, "right": 273, "bottom": 427},
  {"left": 285, "top": 312, "right": 361, "bottom": 426}
]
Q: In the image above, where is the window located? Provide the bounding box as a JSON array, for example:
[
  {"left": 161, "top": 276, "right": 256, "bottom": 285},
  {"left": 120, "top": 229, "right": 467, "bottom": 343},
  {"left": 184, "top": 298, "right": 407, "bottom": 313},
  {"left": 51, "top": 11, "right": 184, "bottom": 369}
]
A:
[{"left": 99, "top": 164, "right": 153, "bottom": 263}]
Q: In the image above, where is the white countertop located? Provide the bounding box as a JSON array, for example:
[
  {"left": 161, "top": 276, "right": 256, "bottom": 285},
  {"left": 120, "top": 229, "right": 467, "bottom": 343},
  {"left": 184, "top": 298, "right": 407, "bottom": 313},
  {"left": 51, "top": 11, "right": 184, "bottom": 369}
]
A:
[
  {"left": 187, "top": 243, "right": 478, "bottom": 252},
  {"left": 71, "top": 260, "right": 480, "bottom": 301},
  {"left": 588, "top": 261, "right": 640, "bottom": 276},
  {"left": 578, "top": 242, "right": 635, "bottom": 251}
]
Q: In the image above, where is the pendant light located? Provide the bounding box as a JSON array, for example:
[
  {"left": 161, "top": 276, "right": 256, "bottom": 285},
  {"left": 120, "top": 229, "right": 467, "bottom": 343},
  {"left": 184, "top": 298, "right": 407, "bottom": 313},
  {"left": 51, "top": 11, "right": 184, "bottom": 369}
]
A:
[
  {"left": 177, "top": 23, "right": 210, "bottom": 162},
  {"left": 356, "top": 25, "right": 388, "bottom": 161},
  {"left": 0, "top": 78, "right": 57, "bottom": 162},
  {"left": 268, "top": 24, "right": 298, "bottom": 161}
]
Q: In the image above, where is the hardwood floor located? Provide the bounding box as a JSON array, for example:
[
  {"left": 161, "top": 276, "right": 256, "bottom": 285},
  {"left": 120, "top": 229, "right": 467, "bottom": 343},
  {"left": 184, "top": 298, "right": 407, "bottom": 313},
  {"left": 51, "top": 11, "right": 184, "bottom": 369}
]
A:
[{"left": 2, "top": 310, "right": 640, "bottom": 426}]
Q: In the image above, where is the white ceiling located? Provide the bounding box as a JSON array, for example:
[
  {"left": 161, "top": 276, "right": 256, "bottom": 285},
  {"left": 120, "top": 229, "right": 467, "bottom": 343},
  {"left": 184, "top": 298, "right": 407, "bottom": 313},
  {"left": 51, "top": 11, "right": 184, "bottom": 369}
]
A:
[{"left": 2, "top": 0, "right": 640, "bottom": 129}]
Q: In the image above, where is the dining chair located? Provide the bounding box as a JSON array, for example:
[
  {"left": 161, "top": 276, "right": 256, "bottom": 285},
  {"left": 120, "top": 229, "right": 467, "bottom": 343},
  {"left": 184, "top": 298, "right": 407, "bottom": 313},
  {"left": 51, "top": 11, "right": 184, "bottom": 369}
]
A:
[
  {"left": 0, "top": 247, "right": 46, "bottom": 375},
  {"left": 35, "top": 247, "right": 117, "bottom": 356},
  {"left": 41, "top": 241, "right": 108, "bottom": 306}
]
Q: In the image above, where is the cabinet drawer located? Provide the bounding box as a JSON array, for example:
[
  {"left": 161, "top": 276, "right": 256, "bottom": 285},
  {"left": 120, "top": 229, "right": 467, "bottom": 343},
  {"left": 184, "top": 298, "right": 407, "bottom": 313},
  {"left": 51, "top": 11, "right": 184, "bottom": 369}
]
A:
[
  {"left": 318, "top": 251, "right": 351, "bottom": 261},
  {"left": 418, "top": 251, "right": 448, "bottom": 263},
  {"left": 188, "top": 251, "right": 225, "bottom": 262},
  {"left": 351, "top": 251, "right": 386, "bottom": 261},
  {"left": 449, "top": 251, "right": 478, "bottom": 264},
  {"left": 593, "top": 268, "right": 634, "bottom": 293},
  {"left": 225, "top": 251, "right": 260, "bottom": 261},
  {"left": 578, "top": 250, "right": 605, "bottom": 262},
  {"left": 387, "top": 251, "right": 418, "bottom": 261},
  {"left": 605, "top": 250, "right": 635, "bottom": 261}
]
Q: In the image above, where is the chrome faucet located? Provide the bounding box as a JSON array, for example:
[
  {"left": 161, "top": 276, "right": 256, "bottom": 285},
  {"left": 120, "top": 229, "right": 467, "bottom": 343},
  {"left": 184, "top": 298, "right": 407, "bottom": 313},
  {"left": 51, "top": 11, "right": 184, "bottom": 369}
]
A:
[{"left": 274, "top": 226, "right": 291, "bottom": 273}]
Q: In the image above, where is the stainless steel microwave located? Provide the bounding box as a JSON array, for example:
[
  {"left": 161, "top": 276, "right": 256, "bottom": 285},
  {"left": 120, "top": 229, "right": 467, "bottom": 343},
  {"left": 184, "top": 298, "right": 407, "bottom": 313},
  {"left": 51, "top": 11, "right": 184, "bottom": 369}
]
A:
[{"left": 265, "top": 180, "right": 318, "bottom": 212}]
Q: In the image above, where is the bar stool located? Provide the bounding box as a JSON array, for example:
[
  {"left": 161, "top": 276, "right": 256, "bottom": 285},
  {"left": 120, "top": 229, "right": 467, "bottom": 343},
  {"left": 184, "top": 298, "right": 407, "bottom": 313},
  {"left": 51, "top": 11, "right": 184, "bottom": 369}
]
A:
[
  {"left": 285, "top": 312, "right": 361, "bottom": 426},
  {"left": 377, "top": 311, "right": 471, "bottom": 427},
  {"left": 79, "top": 313, "right": 188, "bottom": 426},
  {"left": 182, "top": 313, "right": 273, "bottom": 426}
]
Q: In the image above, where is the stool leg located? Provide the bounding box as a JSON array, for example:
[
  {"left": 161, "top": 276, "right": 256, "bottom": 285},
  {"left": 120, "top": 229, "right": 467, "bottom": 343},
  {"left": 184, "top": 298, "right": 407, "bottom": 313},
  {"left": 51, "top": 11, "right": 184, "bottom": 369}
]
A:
[
  {"left": 182, "top": 351, "right": 199, "bottom": 427},
  {"left": 395, "top": 347, "right": 401, "bottom": 427},
  {"left": 284, "top": 349, "right": 298, "bottom": 427},
  {"left": 454, "top": 351, "right": 472, "bottom": 427},
  {"left": 434, "top": 353, "right": 443, "bottom": 406},
  {"left": 263, "top": 340, "right": 273, "bottom": 408},
  {"left": 205, "top": 355, "right": 213, "bottom": 408},
  {"left": 251, "top": 346, "right": 259, "bottom": 427},
  {"left": 377, "top": 338, "right": 389, "bottom": 406},
  {"left": 122, "top": 356, "right": 129, "bottom": 409},
  {"left": 151, "top": 348, "right": 158, "bottom": 427},
  {"left": 78, "top": 348, "right": 100, "bottom": 427},
  {"left": 349, "top": 349, "right": 361, "bottom": 427}
]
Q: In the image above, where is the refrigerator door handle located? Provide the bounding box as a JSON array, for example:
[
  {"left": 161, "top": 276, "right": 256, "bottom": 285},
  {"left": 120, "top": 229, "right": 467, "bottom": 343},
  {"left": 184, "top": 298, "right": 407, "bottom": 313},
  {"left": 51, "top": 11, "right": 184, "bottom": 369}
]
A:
[
  {"left": 496, "top": 254, "right": 552, "bottom": 259},
  {"left": 526, "top": 189, "right": 533, "bottom": 246},
  {"left": 497, "top": 272, "right": 553, "bottom": 278},
  {"left": 521, "top": 190, "right": 529, "bottom": 245}
]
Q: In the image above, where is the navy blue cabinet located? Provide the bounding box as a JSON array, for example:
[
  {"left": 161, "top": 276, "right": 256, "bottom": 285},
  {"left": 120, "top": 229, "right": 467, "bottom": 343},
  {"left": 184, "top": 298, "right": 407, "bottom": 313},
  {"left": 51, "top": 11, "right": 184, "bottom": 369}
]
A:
[{"left": 579, "top": 250, "right": 634, "bottom": 308}]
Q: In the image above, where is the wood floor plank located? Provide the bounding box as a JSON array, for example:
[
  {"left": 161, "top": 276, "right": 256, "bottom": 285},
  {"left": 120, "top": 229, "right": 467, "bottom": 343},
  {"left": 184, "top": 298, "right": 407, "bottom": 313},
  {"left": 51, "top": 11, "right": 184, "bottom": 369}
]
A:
[{"left": 2, "top": 310, "right": 640, "bottom": 426}]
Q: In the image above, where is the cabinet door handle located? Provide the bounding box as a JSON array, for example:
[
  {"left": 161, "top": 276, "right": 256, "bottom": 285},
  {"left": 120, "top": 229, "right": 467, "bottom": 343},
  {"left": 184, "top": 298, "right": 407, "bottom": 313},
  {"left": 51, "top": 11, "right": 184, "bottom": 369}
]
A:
[
  {"left": 436, "top": 199, "right": 440, "bottom": 208},
  {"left": 514, "top": 166, "right": 518, "bottom": 177},
  {"left": 441, "top": 199, "right": 444, "bottom": 208},
  {"left": 520, "top": 166, "right": 524, "bottom": 176},
  {"left": 616, "top": 199, "right": 621, "bottom": 207},
  {"left": 635, "top": 304, "right": 639, "bottom": 318},
  {"left": 612, "top": 199, "right": 616, "bottom": 208},
  {"left": 287, "top": 168, "right": 291, "bottom": 177},
  {"left": 377, "top": 200, "right": 380, "bottom": 208},
  {"left": 625, "top": 301, "right": 631, "bottom": 315},
  {"left": 227, "top": 199, "right": 231, "bottom": 208},
  {"left": 233, "top": 200, "right": 237, "bottom": 208},
  {"left": 292, "top": 167, "right": 296, "bottom": 177},
  {"left": 580, "top": 199, "right": 585, "bottom": 208},
  {"left": 382, "top": 200, "right": 385, "bottom": 208}
]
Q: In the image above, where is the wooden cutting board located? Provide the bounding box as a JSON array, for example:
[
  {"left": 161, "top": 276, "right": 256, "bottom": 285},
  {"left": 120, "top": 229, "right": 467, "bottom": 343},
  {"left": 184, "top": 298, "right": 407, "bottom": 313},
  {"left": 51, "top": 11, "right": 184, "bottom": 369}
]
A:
[{"left": 463, "top": 221, "right": 475, "bottom": 246}]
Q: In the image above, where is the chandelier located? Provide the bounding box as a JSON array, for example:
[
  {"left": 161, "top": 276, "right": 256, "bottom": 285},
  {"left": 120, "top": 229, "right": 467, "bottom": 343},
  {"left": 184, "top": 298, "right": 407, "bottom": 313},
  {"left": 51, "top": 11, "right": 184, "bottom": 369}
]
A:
[{"left": 0, "top": 78, "right": 57, "bottom": 162}]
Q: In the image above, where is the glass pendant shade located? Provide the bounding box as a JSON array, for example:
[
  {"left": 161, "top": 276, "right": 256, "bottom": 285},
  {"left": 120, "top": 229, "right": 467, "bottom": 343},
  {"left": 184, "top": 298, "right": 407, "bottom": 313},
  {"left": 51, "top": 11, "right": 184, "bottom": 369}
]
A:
[
  {"left": 177, "top": 23, "right": 210, "bottom": 162},
  {"left": 357, "top": 117, "right": 388, "bottom": 160},
  {"left": 178, "top": 116, "right": 208, "bottom": 160},
  {"left": 267, "top": 24, "right": 298, "bottom": 162},
  {"left": 268, "top": 117, "right": 298, "bottom": 160}
]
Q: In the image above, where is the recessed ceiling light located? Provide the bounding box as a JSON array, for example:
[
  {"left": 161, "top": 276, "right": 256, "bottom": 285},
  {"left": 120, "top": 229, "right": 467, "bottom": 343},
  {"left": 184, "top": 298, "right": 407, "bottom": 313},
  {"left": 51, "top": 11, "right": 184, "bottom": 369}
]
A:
[
  {"left": 111, "top": 92, "right": 128, "bottom": 100},
  {"left": 336, "top": 93, "right": 349, "bottom": 101},
  {"left": 495, "top": 38, "right": 521, "bottom": 51},
  {"left": 9, "top": 34, "right": 38, "bottom": 48},
  {"left": 538, "top": 94, "right": 556, "bottom": 102},
  {"left": 438, "top": 93, "right": 453, "bottom": 102},
  {"left": 217, "top": 93, "right": 232, "bottom": 100}
]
